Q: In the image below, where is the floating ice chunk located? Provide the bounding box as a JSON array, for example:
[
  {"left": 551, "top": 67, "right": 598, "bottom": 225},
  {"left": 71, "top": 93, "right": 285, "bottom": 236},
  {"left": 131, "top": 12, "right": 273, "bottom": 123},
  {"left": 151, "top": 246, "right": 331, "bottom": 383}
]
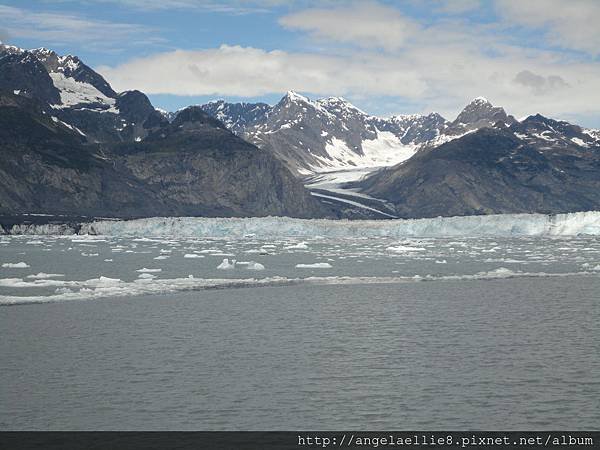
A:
[
  {"left": 138, "top": 273, "right": 156, "bottom": 279},
  {"left": 435, "top": 260, "right": 447, "bottom": 264},
  {"left": 0, "top": 278, "right": 25, "bottom": 286},
  {"left": 104, "top": 259, "right": 113, "bottom": 262},
  {"left": 81, "top": 252, "right": 99, "bottom": 257},
  {"left": 387, "top": 245, "right": 426, "bottom": 252},
  {"left": 92, "top": 276, "right": 122, "bottom": 285},
  {"left": 159, "top": 249, "right": 172, "bottom": 254},
  {"left": 296, "top": 263, "right": 332, "bottom": 269},
  {"left": 136, "top": 268, "right": 162, "bottom": 273},
  {"left": 183, "top": 254, "right": 204, "bottom": 258},
  {"left": 26, "top": 240, "right": 44, "bottom": 245},
  {"left": 237, "top": 261, "right": 265, "bottom": 270},
  {"left": 26, "top": 273, "right": 64, "bottom": 279},
  {"left": 154, "top": 255, "right": 169, "bottom": 260},
  {"left": 217, "top": 258, "right": 236, "bottom": 270},
  {"left": 286, "top": 242, "right": 308, "bottom": 250},
  {"left": 2, "top": 262, "right": 30, "bottom": 268}
]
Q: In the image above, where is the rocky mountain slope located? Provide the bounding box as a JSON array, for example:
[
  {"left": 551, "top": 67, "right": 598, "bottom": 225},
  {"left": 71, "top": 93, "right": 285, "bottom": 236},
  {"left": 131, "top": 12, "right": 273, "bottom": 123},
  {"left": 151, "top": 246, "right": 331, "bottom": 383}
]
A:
[
  {"left": 201, "top": 91, "right": 448, "bottom": 175},
  {"left": 356, "top": 120, "right": 600, "bottom": 218},
  {"left": 1, "top": 43, "right": 168, "bottom": 143},
  {"left": 0, "top": 43, "right": 330, "bottom": 219},
  {"left": 199, "top": 93, "right": 539, "bottom": 217},
  {"left": 200, "top": 93, "right": 520, "bottom": 177}
]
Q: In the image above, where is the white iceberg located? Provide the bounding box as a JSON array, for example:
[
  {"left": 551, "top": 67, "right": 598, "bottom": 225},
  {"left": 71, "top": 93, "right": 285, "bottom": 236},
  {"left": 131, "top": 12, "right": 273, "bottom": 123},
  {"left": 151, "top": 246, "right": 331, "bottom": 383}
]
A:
[
  {"left": 2, "top": 262, "right": 30, "bottom": 268},
  {"left": 286, "top": 242, "right": 309, "bottom": 250},
  {"left": 296, "top": 263, "right": 332, "bottom": 269},
  {"left": 26, "top": 273, "right": 64, "bottom": 279},
  {"left": 217, "top": 258, "right": 236, "bottom": 270},
  {"left": 236, "top": 261, "right": 265, "bottom": 271}
]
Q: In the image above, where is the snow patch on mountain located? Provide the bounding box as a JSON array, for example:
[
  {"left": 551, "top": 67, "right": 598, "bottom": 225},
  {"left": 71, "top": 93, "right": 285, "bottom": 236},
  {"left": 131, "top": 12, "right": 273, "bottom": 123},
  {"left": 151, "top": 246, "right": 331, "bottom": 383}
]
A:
[{"left": 49, "top": 72, "right": 117, "bottom": 111}]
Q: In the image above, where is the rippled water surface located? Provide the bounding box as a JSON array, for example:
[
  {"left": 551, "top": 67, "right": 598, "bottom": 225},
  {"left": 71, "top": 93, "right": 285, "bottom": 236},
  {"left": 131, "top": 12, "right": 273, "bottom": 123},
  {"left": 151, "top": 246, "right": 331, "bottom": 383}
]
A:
[{"left": 0, "top": 235, "right": 599, "bottom": 428}]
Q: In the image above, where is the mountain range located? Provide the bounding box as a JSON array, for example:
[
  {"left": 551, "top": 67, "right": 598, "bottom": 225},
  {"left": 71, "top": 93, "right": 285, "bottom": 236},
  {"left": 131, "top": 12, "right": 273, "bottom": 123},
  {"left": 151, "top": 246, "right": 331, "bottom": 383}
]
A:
[
  {"left": 0, "top": 43, "right": 328, "bottom": 221},
  {"left": 1, "top": 42, "right": 599, "bottom": 221}
]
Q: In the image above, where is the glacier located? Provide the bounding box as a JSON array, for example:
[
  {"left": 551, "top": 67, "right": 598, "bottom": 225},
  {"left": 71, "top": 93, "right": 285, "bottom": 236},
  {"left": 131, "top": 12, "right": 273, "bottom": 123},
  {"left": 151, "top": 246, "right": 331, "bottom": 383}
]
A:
[{"left": 5, "top": 211, "right": 600, "bottom": 237}]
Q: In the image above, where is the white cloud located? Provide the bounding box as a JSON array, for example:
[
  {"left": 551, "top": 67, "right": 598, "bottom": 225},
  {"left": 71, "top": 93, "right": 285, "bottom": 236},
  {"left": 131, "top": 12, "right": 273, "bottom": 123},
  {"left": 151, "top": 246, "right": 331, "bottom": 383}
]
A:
[
  {"left": 97, "top": 41, "right": 600, "bottom": 122},
  {"left": 279, "top": 1, "right": 421, "bottom": 51},
  {"left": 97, "top": 45, "right": 427, "bottom": 97},
  {"left": 0, "top": 4, "right": 161, "bottom": 49},
  {"left": 494, "top": 0, "right": 600, "bottom": 55},
  {"left": 93, "top": 0, "right": 600, "bottom": 123}
]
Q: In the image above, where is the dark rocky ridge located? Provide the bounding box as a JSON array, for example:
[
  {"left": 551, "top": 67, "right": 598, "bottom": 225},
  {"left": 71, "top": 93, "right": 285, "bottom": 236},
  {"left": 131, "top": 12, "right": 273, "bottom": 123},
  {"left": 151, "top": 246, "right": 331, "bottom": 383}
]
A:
[
  {"left": 356, "top": 125, "right": 600, "bottom": 218},
  {"left": 0, "top": 43, "right": 168, "bottom": 143},
  {"left": 0, "top": 90, "right": 330, "bottom": 219}
]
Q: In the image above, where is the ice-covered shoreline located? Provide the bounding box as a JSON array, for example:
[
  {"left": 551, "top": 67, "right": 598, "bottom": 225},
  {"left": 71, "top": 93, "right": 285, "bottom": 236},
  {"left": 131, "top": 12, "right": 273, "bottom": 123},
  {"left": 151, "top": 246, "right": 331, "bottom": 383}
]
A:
[{"left": 4, "top": 211, "right": 600, "bottom": 237}]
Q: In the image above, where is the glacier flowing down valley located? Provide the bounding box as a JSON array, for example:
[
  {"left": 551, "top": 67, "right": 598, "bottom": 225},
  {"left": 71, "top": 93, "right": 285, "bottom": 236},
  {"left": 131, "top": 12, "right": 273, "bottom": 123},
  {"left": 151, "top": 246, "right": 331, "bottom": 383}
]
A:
[{"left": 5, "top": 211, "right": 600, "bottom": 237}]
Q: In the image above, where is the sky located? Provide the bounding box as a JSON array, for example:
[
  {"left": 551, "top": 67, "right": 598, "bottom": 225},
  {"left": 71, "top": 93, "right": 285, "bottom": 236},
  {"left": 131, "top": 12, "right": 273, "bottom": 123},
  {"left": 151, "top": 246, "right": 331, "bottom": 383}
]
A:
[{"left": 1, "top": 0, "right": 599, "bottom": 127}]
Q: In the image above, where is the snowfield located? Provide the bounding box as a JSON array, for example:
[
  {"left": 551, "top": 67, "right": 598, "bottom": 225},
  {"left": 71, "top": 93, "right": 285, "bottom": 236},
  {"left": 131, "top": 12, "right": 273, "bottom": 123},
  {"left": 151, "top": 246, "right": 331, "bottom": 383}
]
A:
[{"left": 5, "top": 211, "right": 600, "bottom": 237}]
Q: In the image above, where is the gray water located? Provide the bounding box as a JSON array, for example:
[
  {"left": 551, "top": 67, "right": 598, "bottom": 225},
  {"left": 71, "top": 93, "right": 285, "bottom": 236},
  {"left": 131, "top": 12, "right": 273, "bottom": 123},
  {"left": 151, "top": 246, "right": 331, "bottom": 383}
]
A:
[
  {"left": 0, "top": 235, "right": 599, "bottom": 429},
  {"left": 1, "top": 279, "right": 599, "bottom": 429}
]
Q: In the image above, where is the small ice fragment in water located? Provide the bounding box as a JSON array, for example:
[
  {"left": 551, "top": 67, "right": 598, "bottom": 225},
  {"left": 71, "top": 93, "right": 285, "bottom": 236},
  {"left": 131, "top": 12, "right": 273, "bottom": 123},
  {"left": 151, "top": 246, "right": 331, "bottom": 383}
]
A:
[
  {"left": 217, "top": 258, "right": 236, "bottom": 270},
  {"left": 2, "top": 262, "right": 30, "bottom": 268},
  {"left": 286, "top": 242, "right": 308, "bottom": 250},
  {"left": 237, "top": 261, "right": 265, "bottom": 270},
  {"left": 296, "top": 263, "right": 332, "bottom": 269},
  {"left": 26, "top": 273, "right": 64, "bottom": 279},
  {"left": 387, "top": 245, "right": 426, "bottom": 252},
  {"left": 138, "top": 273, "right": 156, "bottom": 279}
]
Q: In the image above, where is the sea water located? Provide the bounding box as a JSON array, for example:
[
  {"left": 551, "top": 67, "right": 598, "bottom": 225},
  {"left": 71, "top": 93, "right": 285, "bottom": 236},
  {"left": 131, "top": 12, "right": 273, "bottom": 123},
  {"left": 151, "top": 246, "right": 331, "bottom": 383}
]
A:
[{"left": 0, "top": 232, "right": 599, "bottom": 428}]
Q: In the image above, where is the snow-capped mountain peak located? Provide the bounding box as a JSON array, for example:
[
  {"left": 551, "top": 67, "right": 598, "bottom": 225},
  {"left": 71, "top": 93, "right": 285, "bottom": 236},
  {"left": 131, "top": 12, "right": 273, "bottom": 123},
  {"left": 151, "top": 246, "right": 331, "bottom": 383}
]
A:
[
  {"left": 0, "top": 42, "right": 25, "bottom": 55},
  {"left": 316, "top": 96, "right": 368, "bottom": 116},
  {"left": 470, "top": 96, "right": 491, "bottom": 104},
  {"left": 451, "top": 97, "right": 516, "bottom": 134},
  {"left": 222, "top": 92, "right": 450, "bottom": 175},
  {"left": 0, "top": 43, "right": 168, "bottom": 142},
  {"left": 280, "top": 90, "right": 311, "bottom": 105}
]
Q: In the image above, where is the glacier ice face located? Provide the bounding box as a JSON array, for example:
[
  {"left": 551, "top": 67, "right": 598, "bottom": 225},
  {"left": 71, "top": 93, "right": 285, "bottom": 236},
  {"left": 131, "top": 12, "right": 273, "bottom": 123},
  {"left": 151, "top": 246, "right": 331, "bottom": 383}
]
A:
[{"left": 6, "top": 211, "right": 600, "bottom": 238}]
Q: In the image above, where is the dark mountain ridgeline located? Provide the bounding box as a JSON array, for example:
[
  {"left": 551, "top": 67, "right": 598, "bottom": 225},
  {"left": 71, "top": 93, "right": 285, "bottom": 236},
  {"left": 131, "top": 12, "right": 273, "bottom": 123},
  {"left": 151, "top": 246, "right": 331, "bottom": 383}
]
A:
[
  {"left": 0, "top": 43, "right": 331, "bottom": 219},
  {"left": 356, "top": 125, "right": 600, "bottom": 218}
]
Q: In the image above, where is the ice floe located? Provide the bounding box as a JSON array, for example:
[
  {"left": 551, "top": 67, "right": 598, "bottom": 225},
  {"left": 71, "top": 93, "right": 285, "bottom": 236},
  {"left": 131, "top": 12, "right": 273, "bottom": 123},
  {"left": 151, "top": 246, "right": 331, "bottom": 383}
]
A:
[
  {"left": 217, "top": 258, "right": 236, "bottom": 270},
  {"left": 296, "top": 263, "right": 332, "bottom": 269},
  {"left": 26, "top": 273, "right": 64, "bottom": 279},
  {"left": 2, "top": 262, "right": 30, "bottom": 268}
]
